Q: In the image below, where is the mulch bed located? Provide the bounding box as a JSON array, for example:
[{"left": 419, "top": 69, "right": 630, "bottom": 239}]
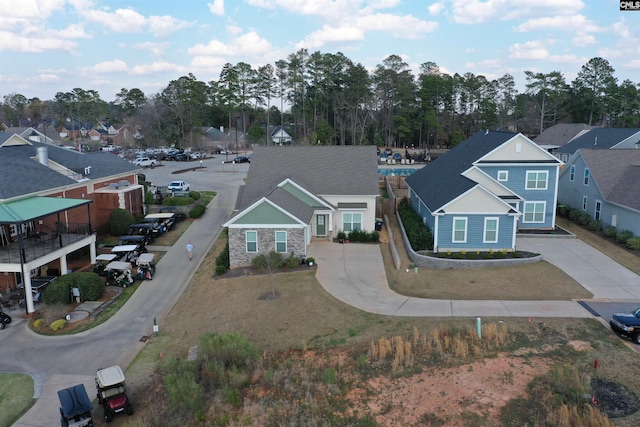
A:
[{"left": 214, "top": 264, "right": 317, "bottom": 280}]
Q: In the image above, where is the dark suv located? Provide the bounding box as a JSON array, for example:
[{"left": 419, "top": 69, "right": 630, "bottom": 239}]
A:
[{"left": 610, "top": 308, "right": 640, "bottom": 344}]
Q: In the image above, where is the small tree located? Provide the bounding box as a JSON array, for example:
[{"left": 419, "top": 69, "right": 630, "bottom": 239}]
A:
[{"left": 109, "top": 208, "right": 135, "bottom": 236}]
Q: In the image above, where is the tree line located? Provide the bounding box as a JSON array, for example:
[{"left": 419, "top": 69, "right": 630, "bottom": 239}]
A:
[{"left": 2, "top": 51, "right": 638, "bottom": 150}]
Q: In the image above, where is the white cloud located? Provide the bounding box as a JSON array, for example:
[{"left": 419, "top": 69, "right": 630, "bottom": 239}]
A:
[
  {"left": 188, "top": 31, "right": 273, "bottom": 57},
  {"left": 572, "top": 34, "right": 595, "bottom": 47},
  {"left": 509, "top": 40, "right": 551, "bottom": 60},
  {"left": 296, "top": 25, "right": 364, "bottom": 49},
  {"left": 86, "top": 59, "right": 129, "bottom": 73},
  {"left": 0, "top": 0, "right": 66, "bottom": 29},
  {"left": 148, "top": 15, "right": 194, "bottom": 37},
  {"left": 0, "top": 30, "right": 77, "bottom": 52},
  {"left": 355, "top": 14, "right": 438, "bottom": 38},
  {"left": 82, "top": 7, "right": 193, "bottom": 37},
  {"left": 450, "top": 0, "right": 585, "bottom": 25},
  {"left": 132, "top": 42, "right": 171, "bottom": 57},
  {"left": 515, "top": 15, "right": 599, "bottom": 34},
  {"left": 227, "top": 25, "right": 243, "bottom": 35},
  {"left": 208, "top": 0, "right": 225, "bottom": 16},
  {"left": 130, "top": 61, "right": 186, "bottom": 75},
  {"left": 428, "top": 2, "right": 445, "bottom": 15}
]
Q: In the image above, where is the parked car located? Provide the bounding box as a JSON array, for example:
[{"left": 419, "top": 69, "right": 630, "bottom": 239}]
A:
[
  {"left": 133, "top": 157, "right": 156, "bottom": 168},
  {"left": 168, "top": 180, "right": 190, "bottom": 192},
  {"left": 610, "top": 308, "right": 640, "bottom": 344},
  {"left": 233, "top": 156, "right": 250, "bottom": 163}
]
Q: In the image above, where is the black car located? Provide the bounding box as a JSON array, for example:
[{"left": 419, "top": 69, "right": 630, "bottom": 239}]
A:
[
  {"left": 610, "top": 308, "right": 640, "bottom": 344},
  {"left": 233, "top": 156, "right": 250, "bottom": 163}
]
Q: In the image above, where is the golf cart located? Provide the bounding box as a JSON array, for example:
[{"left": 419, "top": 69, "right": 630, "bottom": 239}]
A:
[
  {"left": 118, "top": 234, "right": 150, "bottom": 249},
  {"left": 136, "top": 253, "right": 156, "bottom": 280},
  {"left": 93, "top": 254, "right": 118, "bottom": 276},
  {"left": 127, "top": 224, "right": 156, "bottom": 244},
  {"left": 105, "top": 261, "right": 134, "bottom": 287},
  {"left": 144, "top": 212, "right": 177, "bottom": 232},
  {"left": 57, "top": 383, "right": 94, "bottom": 427},
  {"left": 95, "top": 365, "right": 133, "bottom": 423},
  {"left": 0, "top": 310, "right": 11, "bottom": 330},
  {"left": 111, "top": 244, "right": 143, "bottom": 263}
]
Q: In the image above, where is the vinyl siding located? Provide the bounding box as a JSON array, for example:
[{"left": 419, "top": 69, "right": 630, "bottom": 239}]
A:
[{"left": 436, "top": 213, "right": 515, "bottom": 251}]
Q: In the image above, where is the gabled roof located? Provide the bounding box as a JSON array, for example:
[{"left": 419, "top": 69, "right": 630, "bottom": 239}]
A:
[
  {"left": 406, "top": 130, "right": 559, "bottom": 212},
  {"left": 270, "top": 125, "right": 291, "bottom": 137},
  {"left": 236, "top": 146, "right": 378, "bottom": 211},
  {"left": 533, "top": 123, "right": 596, "bottom": 148},
  {"left": 0, "top": 196, "right": 91, "bottom": 223},
  {"left": 556, "top": 128, "right": 640, "bottom": 155},
  {"left": 0, "top": 133, "right": 138, "bottom": 200},
  {"left": 573, "top": 149, "right": 640, "bottom": 212}
]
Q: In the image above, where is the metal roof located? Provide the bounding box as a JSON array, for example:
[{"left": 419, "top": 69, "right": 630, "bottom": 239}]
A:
[{"left": 0, "top": 196, "right": 91, "bottom": 223}]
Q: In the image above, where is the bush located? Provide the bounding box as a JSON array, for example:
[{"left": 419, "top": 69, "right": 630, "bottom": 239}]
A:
[
  {"left": 109, "top": 208, "right": 135, "bottom": 236},
  {"left": 43, "top": 278, "right": 72, "bottom": 305},
  {"left": 337, "top": 231, "right": 346, "bottom": 240},
  {"left": 285, "top": 252, "right": 300, "bottom": 268},
  {"left": 197, "top": 332, "right": 259, "bottom": 391},
  {"left": 50, "top": 319, "right": 66, "bottom": 331},
  {"left": 578, "top": 212, "right": 591, "bottom": 225},
  {"left": 627, "top": 237, "right": 640, "bottom": 250},
  {"left": 215, "top": 241, "right": 230, "bottom": 276},
  {"left": 568, "top": 208, "right": 581, "bottom": 221},
  {"left": 305, "top": 256, "right": 315, "bottom": 265},
  {"left": 189, "top": 204, "right": 206, "bottom": 218},
  {"left": 33, "top": 319, "right": 44, "bottom": 328},
  {"left": 189, "top": 191, "right": 201, "bottom": 200},
  {"left": 43, "top": 272, "right": 104, "bottom": 305},
  {"left": 398, "top": 198, "right": 434, "bottom": 251},
  {"left": 251, "top": 251, "right": 284, "bottom": 273},
  {"left": 587, "top": 219, "right": 602, "bottom": 231},
  {"left": 616, "top": 229, "right": 634, "bottom": 244},
  {"left": 163, "top": 197, "right": 195, "bottom": 206},
  {"left": 215, "top": 264, "right": 228, "bottom": 276},
  {"left": 603, "top": 226, "right": 617, "bottom": 238},
  {"left": 75, "top": 272, "right": 105, "bottom": 301},
  {"left": 556, "top": 204, "right": 570, "bottom": 217}
]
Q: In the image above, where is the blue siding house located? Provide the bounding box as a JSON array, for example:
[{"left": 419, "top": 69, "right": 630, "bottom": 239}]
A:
[
  {"left": 405, "top": 131, "right": 563, "bottom": 253},
  {"left": 558, "top": 149, "right": 640, "bottom": 237}
]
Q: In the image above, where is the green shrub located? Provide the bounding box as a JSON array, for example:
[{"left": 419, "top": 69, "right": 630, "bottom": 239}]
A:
[
  {"left": 556, "top": 204, "right": 570, "bottom": 217},
  {"left": 189, "top": 204, "right": 206, "bottom": 218},
  {"left": 43, "top": 277, "right": 72, "bottom": 305},
  {"left": 109, "top": 208, "right": 135, "bottom": 236},
  {"left": 215, "top": 264, "right": 228, "bottom": 276},
  {"left": 33, "top": 319, "right": 44, "bottom": 327},
  {"left": 627, "top": 237, "right": 640, "bottom": 250},
  {"left": 587, "top": 219, "right": 602, "bottom": 231},
  {"left": 197, "top": 332, "right": 259, "bottom": 390},
  {"left": 163, "top": 357, "right": 205, "bottom": 418},
  {"left": 578, "top": 212, "right": 591, "bottom": 225},
  {"left": 616, "top": 229, "right": 634, "bottom": 244},
  {"left": 398, "top": 198, "right": 434, "bottom": 251},
  {"left": 215, "top": 241, "right": 230, "bottom": 275},
  {"left": 568, "top": 208, "right": 581, "bottom": 221},
  {"left": 370, "top": 230, "right": 380, "bottom": 242},
  {"left": 50, "top": 319, "right": 66, "bottom": 331},
  {"left": 285, "top": 252, "right": 300, "bottom": 268},
  {"left": 337, "top": 231, "right": 346, "bottom": 240},
  {"left": 251, "top": 251, "right": 283, "bottom": 273},
  {"left": 305, "top": 256, "right": 315, "bottom": 265},
  {"left": 163, "top": 197, "right": 195, "bottom": 206},
  {"left": 75, "top": 272, "right": 104, "bottom": 301},
  {"left": 603, "top": 226, "right": 617, "bottom": 237},
  {"left": 189, "top": 191, "right": 201, "bottom": 200}
]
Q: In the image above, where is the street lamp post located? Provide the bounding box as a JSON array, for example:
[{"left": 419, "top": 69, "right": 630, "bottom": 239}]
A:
[{"left": 235, "top": 116, "right": 240, "bottom": 156}]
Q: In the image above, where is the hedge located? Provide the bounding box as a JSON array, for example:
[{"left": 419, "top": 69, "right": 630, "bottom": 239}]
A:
[
  {"left": 109, "top": 208, "right": 135, "bottom": 236},
  {"left": 189, "top": 204, "right": 206, "bottom": 218},
  {"left": 43, "top": 272, "right": 104, "bottom": 305}
]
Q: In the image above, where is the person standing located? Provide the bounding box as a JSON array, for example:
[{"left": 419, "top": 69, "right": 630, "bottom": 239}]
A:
[{"left": 186, "top": 241, "right": 194, "bottom": 261}]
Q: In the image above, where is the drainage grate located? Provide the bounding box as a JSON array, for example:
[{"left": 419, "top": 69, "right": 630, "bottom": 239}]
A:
[{"left": 139, "top": 335, "right": 149, "bottom": 342}]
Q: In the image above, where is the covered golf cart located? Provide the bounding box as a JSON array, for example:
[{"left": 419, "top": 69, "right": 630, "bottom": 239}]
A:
[
  {"left": 136, "top": 253, "right": 156, "bottom": 280},
  {"left": 93, "top": 254, "right": 118, "bottom": 276},
  {"left": 95, "top": 365, "right": 133, "bottom": 423},
  {"left": 111, "top": 244, "right": 143, "bottom": 263},
  {"left": 57, "top": 383, "right": 94, "bottom": 427},
  {"left": 105, "top": 261, "right": 134, "bottom": 287}
]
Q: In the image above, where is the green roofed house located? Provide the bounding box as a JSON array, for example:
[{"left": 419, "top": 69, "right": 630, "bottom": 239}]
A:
[{"left": 223, "top": 146, "right": 379, "bottom": 267}]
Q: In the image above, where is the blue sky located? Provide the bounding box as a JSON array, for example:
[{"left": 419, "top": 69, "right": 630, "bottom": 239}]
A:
[{"left": 0, "top": 0, "right": 636, "bottom": 102}]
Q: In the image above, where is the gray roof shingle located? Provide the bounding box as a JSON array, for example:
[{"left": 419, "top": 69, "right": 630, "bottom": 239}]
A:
[{"left": 556, "top": 128, "right": 640, "bottom": 156}]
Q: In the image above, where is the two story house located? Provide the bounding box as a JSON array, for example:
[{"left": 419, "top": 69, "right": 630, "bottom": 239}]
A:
[{"left": 405, "top": 131, "right": 563, "bottom": 253}]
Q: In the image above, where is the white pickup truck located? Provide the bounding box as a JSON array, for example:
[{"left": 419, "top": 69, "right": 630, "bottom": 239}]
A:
[
  {"left": 167, "top": 180, "right": 190, "bottom": 192},
  {"left": 133, "top": 157, "right": 156, "bottom": 168}
]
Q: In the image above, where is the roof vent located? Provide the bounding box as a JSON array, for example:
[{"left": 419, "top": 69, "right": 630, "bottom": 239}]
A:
[
  {"left": 118, "top": 180, "right": 130, "bottom": 187},
  {"left": 84, "top": 166, "right": 91, "bottom": 175},
  {"left": 36, "top": 146, "right": 48, "bottom": 166}
]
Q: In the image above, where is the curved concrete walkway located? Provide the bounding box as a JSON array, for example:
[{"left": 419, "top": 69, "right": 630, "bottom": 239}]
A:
[{"left": 307, "top": 237, "right": 639, "bottom": 319}]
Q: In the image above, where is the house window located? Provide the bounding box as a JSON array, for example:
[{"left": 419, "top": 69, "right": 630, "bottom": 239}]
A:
[
  {"left": 497, "top": 170, "right": 508, "bottom": 182},
  {"left": 569, "top": 165, "right": 575, "bottom": 182},
  {"left": 452, "top": 217, "right": 467, "bottom": 243},
  {"left": 343, "top": 213, "right": 362, "bottom": 232},
  {"left": 523, "top": 202, "right": 546, "bottom": 223},
  {"left": 246, "top": 231, "right": 257, "bottom": 253},
  {"left": 275, "top": 231, "right": 287, "bottom": 253},
  {"left": 582, "top": 196, "right": 587, "bottom": 211},
  {"left": 584, "top": 169, "right": 590, "bottom": 185},
  {"left": 595, "top": 201, "right": 601, "bottom": 220},
  {"left": 484, "top": 217, "right": 499, "bottom": 243},
  {"left": 525, "top": 171, "right": 548, "bottom": 190}
]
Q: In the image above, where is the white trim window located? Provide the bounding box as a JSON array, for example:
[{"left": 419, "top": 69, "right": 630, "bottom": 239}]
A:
[
  {"left": 343, "top": 212, "right": 362, "bottom": 232},
  {"left": 484, "top": 217, "right": 499, "bottom": 243},
  {"left": 452, "top": 217, "right": 467, "bottom": 243},
  {"left": 523, "top": 201, "right": 546, "bottom": 223},
  {"left": 246, "top": 231, "right": 257, "bottom": 253},
  {"left": 582, "top": 195, "right": 587, "bottom": 211},
  {"left": 497, "top": 170, "right": 508, "bottom": 182},
  {"left": 569, "top": 165, "right": 575, "bottom": 182},
  {"left": 595, "top": 200, "right": 602, "bottom": 220},
  {"left": 525, "top": 170, "right": 548, "bottom": 190},
  {"left": 584, "top": 168, "right": 590, "bottom": 185},
  {"left": 275, "top": 231, "right": 287, "bottom": 253}
]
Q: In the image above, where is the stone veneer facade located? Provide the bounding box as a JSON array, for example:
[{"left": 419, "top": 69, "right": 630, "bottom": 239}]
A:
[{"left": 228, "top": 227, "right": 307, "bottom": 267}]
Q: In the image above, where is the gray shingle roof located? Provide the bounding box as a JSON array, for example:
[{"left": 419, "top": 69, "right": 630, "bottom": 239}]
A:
[
  {"left": 405, "top": 131, "right": 518, "bottom": 211},
  {"left": 555, "top": 128, "right": 640, "bottom": 156},
  {"left": 533, "top": 123, "right": 596, "bottom": 147},
  {"left": 0, "top": 135, "right": 138, "bottom": 199},
  {"left": 578, "top": 149, "right": 640, "bottom": 211},
  {"left": 237, "top": 146, "right": 378, "bottom": 211}
]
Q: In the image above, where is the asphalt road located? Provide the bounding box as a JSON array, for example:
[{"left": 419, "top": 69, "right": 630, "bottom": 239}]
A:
[{"left": 2, "top": 158, "right": 247, "bottom": 427}]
